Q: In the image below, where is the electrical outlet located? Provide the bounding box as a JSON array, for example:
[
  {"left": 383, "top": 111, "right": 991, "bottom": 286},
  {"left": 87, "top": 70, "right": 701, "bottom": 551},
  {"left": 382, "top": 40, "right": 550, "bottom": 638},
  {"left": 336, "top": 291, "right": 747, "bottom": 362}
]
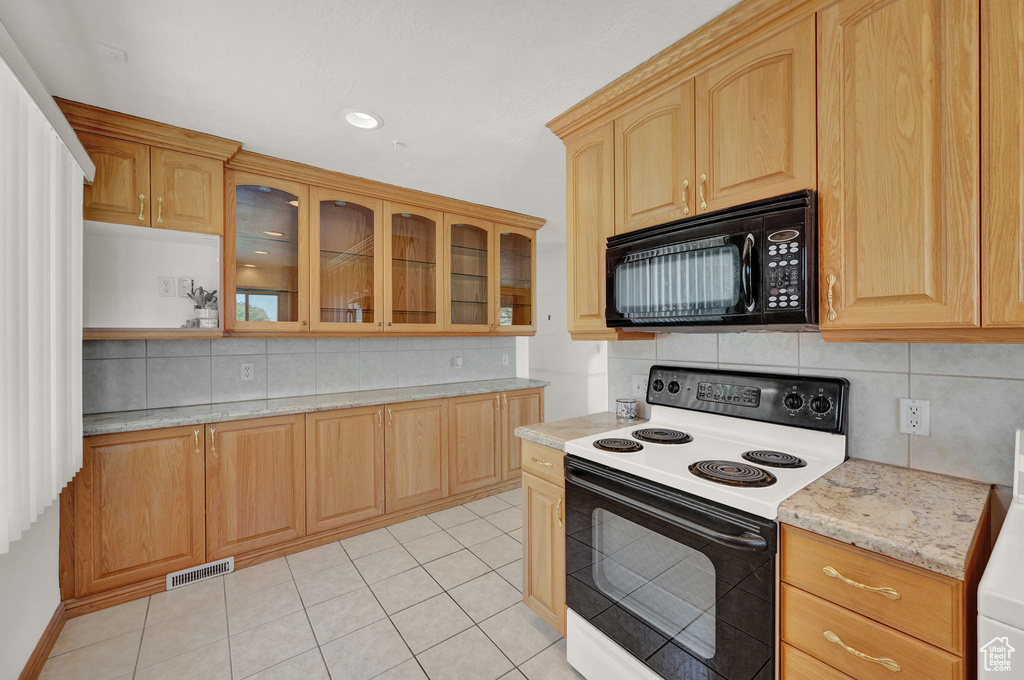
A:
[
  {"left": 452, "top": 355, "right": 464, "bottom": 368},
  {"left": 158, "top": 277, "right": 175, "bottom": 297},
  {"left": 501, "top": 353, "right": 509, "bottom": 366},
  {"left": 632, "top": 375, "right": 649, "bottom": 399},
  {"left": 178, "top": 277, "right": 194, "bottom": 297},
  {"left": 899, "top": 398, "right": 930, "bottom": 436},
  {"left": 240, "top": 363, "right": 254, "bottom": 382}
]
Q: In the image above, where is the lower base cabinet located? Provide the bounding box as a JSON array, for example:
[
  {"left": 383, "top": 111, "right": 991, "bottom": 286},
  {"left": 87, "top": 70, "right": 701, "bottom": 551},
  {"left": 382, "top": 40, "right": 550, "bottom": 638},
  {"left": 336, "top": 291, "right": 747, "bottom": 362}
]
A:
[
  {"left": 521, "top": 439, "right": 566, "bottom": 635},
  {"left": 449, "top": 393, "right": 503, "bottom": 495},
  {"left": 386, "top": 398, "right": 450, "bottom": 513},
  {"left": 503, "top": 388, "right": 543, "bottom": 480},
  {"left": 73, "top": 426, "right": 206, "bottom": 597},
  {"left": 306, "top": 406, "right": 385, "bottom": 534},
  {"left": 206, "top": 415, "right": 306, "bottom": 560}
]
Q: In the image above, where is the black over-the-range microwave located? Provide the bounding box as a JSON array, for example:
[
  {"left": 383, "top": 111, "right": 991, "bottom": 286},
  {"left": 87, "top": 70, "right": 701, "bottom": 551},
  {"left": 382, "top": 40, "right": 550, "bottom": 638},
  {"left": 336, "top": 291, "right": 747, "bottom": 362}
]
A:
[{"left": 605, "top": 190, "right": 818, "bottom": 332}]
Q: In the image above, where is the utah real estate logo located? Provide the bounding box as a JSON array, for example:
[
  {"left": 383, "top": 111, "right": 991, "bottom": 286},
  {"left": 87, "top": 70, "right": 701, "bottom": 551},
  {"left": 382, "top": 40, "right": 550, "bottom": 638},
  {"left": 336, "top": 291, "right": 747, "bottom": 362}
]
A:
[{"left": 981, "top": 637, "right": 1016, "bottom": 673}]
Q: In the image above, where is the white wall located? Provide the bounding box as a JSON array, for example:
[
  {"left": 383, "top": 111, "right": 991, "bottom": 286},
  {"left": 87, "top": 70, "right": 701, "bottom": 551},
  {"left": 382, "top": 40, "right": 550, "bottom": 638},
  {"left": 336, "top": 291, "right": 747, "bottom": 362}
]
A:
[
  {"left": 0, "top": 503, "right": 60, "bottom": 680},
  {"left": 529, "top": 244, "right": 608, "bottom": 421},
  {"left": 84, "top": 221, "right": 221, "bottom": 329}
]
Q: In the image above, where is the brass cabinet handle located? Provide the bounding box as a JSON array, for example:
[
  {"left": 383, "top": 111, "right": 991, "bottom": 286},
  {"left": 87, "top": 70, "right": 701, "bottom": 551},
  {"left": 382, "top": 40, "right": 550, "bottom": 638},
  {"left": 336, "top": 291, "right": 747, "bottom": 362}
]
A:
[
  {"left": 826, "top": 274, "right": 838, "bottom": 321},
  {"left": 495, "top": 395, "right": 500, "bottom": 414},
  {"left": 531, "top": 457, "right": 553, "bottom": 468},
  {"left": 698, "top": 173, "right": 707, "bottom": 211},
  {"left": 138, "top": 194, "right": 146, "bottom": 221},
  {"left": 387, "top": 407, "right": 393, "bottom": 426},
  {"left": 377, "top": 408, "right": 382, "bottom": 427},
  {"left": 193, "top": 428, "right": 200, "bottom": 455},
  {"left": 156, "top": 196, "right": 164, "bottom": 223},
  {"left": 556, "top": 495, "right": 563, "bottom": 527},
  {"left": 823, "top": 630, "right": 901, "bottom": 672},
  {"left": 209, "top": 426, "right": 216, "bottom": 455},
  {"left": 823, "top": 566, "right": 900, "bottom": 600},
  {"left": 682, "top": 178, "right": 690, "bottom": 215},
  {"left": 502, "top": 393, "right": 508, "bottom": 410}
]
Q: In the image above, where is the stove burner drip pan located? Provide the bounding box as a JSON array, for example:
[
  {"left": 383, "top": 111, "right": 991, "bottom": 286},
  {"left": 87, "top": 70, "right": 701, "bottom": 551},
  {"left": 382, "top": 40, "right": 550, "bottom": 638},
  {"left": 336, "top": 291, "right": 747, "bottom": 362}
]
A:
[
  {"left": 593, "top": 438, "right": 644, "bottom": 453},
  {"left": 688, "top": 460, "right": 777, "bottom": 487},
  {"left": 631, "top": 428, "right": 694, "bottom": 445},
  {"left": 741, "top": 450, "right": 807, "bottom": 469}
]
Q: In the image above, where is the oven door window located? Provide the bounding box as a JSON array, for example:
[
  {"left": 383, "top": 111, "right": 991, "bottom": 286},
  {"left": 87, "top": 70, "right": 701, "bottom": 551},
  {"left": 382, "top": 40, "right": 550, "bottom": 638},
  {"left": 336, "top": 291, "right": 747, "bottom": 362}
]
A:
[{"left": 566, "top": 485, "right": 774, "bottom": 680}]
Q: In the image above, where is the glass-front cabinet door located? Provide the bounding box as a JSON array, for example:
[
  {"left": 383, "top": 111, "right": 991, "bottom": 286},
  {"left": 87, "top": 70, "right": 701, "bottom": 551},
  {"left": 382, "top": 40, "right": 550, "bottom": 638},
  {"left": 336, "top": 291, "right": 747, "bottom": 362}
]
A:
[
  {"left": 228, "top": 172, "right": 308, "bottom": 332},
  {"left": 385, "top": 203, "right": 444, "bottom": 332},
  {"left": 444, "top": 214, "right": 494, "bottom": 332},
  {"left": 497, "top": 226, "right": 536, "bottom": 333},
  {"left": 310, "top": 187, "right": 384, "bottom": 333}
]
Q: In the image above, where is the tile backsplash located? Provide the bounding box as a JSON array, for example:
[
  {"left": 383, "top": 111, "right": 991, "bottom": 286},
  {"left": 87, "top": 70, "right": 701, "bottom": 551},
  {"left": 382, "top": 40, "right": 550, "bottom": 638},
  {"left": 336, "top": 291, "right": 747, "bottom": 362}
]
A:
[
  {"left": 83, "top": 336, "right": 517, "bottom": 414},
  {"left": 608, "top": 333, "right": 1024, "bottom": 487}
]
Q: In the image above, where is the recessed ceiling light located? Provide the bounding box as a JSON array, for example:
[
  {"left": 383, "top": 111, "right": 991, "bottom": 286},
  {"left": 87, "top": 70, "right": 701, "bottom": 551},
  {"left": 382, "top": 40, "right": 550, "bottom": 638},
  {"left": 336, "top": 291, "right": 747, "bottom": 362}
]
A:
[
  {"left": 344, "top": 109, "right": 384, "bottom": 130},
  {"left": 243, "top": 264, "right": 256, "bottom": 268},
  {"left": 288, "top": 200, "right": 299, "bottom": 207},
  {"left": 264, "top": 231, "right": 285, "bottom": 237},
  {"left": 257, "top": 186, "right": 272, "bottom": 193},
  {"left": 335, "top": 201, "right": 347, "bottom": 207},
  {"left": 254, "top": 250, "right": 268, "bottom": 255}
]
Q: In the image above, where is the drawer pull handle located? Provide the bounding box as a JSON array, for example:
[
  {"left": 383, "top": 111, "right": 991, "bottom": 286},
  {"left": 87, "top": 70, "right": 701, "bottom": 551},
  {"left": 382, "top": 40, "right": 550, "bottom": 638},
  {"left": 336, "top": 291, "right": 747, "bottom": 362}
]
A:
[
  {"left": 682, "top": 178, "right": 690, "bottom": 215},
  {"left": 193, "top": 428, "right": 201, "bottom": 455},
  {"left": 531, "top": 457, "right": 553, "bottom": 468},
  {"left": 823, "top": 566, "right": 901, "bottom": 600},
  {"left": 823, "top": 630, "right": 901, "bottom": 672},
  {"left": 698, "top": 173, "right": 708, "bottom": 211},
  {"left": 556, "top": 495, "right": 563, "bottom": 527},
  {"left": 826, "top": 274, "right": 838, "bottom": 321}
]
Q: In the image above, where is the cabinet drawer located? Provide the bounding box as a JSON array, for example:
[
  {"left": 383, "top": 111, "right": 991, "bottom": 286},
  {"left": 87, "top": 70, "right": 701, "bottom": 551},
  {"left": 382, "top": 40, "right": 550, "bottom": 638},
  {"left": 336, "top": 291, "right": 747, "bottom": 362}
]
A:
[
  {"left": 781, "top": 525, "right": 961, "bottom": 652},
  {"left": 782, "top": 643, "right": 854, "bottom": 680},
  {"left": 781, "top": 585, "right": 962, "bottom": 680},
  {"left": 521, "top": 440, "right": 563, "bottom": 486}
]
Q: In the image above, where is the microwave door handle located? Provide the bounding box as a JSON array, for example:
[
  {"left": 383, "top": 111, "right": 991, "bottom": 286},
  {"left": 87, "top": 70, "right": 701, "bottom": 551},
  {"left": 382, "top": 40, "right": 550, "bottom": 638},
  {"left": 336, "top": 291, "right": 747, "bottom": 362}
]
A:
[
  {"left": 564, "top": 465, "right": 768, "bottom": 552},
  {"left": 742, "top": 233, "right": 755, "bottom": 312}
]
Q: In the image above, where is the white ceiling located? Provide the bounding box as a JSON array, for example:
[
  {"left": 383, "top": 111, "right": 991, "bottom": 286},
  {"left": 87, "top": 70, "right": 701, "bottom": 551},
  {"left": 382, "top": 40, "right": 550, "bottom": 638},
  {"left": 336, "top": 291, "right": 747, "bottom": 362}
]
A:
[{"left": 0, "top": 0, "right": 738, "bottom": 247}]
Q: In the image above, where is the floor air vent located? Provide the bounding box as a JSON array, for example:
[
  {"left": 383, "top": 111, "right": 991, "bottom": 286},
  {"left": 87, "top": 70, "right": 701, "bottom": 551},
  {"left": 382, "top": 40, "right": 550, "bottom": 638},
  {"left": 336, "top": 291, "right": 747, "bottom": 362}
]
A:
[{"left": 166, "top": 557, "right": 234, "bottom": 590}]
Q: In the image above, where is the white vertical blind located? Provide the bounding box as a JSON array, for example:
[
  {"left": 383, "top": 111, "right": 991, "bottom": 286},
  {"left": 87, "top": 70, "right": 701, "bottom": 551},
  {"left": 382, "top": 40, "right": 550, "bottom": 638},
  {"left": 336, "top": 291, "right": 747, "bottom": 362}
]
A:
[{"left": 0, "top": 52, "right": 86, "bottom": 554}]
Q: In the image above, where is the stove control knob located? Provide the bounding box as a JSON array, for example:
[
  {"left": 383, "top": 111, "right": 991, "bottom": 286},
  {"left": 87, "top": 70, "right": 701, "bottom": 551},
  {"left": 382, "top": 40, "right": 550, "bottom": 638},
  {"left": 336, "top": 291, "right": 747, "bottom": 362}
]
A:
[
  {"left": 783, "top": 393, "right": 803, "bottom": 410},
  {"left": 667, "top": 381, "right": 681, "bottom": 394},
  {"left": 810, "top": 396, "right": 832, "bottom": 414},
  {"left": 651, "top": 379, "right": 665, "bottom": 392}
]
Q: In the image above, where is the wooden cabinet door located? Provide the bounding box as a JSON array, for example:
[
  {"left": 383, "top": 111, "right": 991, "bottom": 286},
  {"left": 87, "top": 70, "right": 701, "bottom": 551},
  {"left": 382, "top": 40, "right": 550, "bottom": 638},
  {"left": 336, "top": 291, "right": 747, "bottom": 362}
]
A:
[
  {"left": 614, "top": 83, "right": 695, "bottom": 233},
  {"left": 694, "top": 16, "right": 816, "bottom": 212},
  {"left": 449, "top": 393, "right": 502, "bottom": 495},
  {"left": 76, "top": 426, "right": 205, "bottom": 596},
  {"left": 385, "top": 398, "right": 449, "bottom": 512},
  {"left": 150, "top": 148, "right": 224, "bottom": 235},
  {"left": 384, "top": 203, "right": 444, "bottom": 332},
  {"left": 81, "top": 132, "right": 150, "bottom": 227},
  {"left": 206, "top": 415, "right": 305, "bottom": 559},
  {"left": 227, "top": 171, "right": 310, "bottom": 333},
  {"left": 306, "top": 406, "right": 385, "bottom": 534},
  {"left": 522, "top": 472, "right": 565, "bottom": 635},
  {"left": 496, "top": 226, "right": 537, "bottom": 333},
  {"left": 444, "top": 214, "right": 495, "bottom": 333},
  {"left": 566, "top": 123, "right": 615, "bottom": 336},
  {"left": 818, "top": 0, "right": 980, "bottom": 329},
  {"left": 503, "top": 388, "right": 543, "bottom": 481},
  {"left": 982, "top": 0, "right": 1024, "bottom": 327}
]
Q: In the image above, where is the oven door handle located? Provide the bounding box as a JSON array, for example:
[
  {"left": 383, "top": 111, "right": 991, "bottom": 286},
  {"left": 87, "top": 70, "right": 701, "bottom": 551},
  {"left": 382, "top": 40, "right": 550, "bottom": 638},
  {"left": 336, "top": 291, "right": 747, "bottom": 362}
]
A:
[
  {"left": 564, "top": 464, "right": 768, "bottom": 552},
  {"left": 741, "top": 232, "right": 755, "bottom": 312}
]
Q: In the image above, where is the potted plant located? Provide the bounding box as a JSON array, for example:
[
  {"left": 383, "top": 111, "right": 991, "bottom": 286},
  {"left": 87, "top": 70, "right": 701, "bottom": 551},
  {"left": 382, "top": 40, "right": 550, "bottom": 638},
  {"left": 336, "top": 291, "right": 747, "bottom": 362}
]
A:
[{"left": 187, "top": 286, "right": 219, "bottom": 328}]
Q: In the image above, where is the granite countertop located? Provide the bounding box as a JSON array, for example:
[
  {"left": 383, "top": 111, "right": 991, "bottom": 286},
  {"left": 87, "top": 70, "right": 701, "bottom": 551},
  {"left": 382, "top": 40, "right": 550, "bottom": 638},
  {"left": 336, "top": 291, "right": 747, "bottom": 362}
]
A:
[
  {"left": 514, "top": 411, "right": 646, "bottom": 450},
  {"left": 84, "top": 378, "right": 549, "bottom": 436},
  {"left": 779, "top": 458, "right": 992, "bottom": 580}
]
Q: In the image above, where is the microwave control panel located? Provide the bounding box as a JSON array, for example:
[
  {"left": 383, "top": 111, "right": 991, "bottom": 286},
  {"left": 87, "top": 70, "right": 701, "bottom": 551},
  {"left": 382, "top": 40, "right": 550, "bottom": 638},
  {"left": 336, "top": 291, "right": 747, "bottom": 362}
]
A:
[{"left": 766, "top": 227, "right": 803, "bottom": 311}]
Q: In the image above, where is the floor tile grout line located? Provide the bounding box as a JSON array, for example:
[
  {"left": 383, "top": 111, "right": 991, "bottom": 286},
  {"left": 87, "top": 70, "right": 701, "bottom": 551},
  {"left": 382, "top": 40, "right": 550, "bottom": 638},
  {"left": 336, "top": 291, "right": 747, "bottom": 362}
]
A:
[
  {"left": 129, "top": 596, "right": 151, "bottom": 679},
  {"left": 284, "top": 555, "right": 335, "bottom": 680}
]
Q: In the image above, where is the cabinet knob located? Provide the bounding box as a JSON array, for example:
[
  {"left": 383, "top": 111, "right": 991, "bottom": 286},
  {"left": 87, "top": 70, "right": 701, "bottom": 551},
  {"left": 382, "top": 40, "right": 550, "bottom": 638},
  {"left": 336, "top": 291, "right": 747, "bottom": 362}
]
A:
[{"left": 301, "top": 320, "right": 308, "bottom": 326}]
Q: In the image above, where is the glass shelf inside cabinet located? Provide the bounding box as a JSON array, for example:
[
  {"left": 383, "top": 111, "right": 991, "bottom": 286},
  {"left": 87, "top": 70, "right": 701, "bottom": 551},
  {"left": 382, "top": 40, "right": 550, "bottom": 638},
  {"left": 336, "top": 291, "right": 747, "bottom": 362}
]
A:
[
  {"left": 450, "top": 223, "right": 489, "bottom": 326},
  {"left": 392, "top": 212, "right": 438, "bottom": 325},
  {"left": 319, "top": 200, "right": 377, "bottom": 326},
  {"left": 235, "top": 185, "right": 300, "bottom": 323},
  {"left": 499, "top": 232, "right": 532, "bottom": 326}
]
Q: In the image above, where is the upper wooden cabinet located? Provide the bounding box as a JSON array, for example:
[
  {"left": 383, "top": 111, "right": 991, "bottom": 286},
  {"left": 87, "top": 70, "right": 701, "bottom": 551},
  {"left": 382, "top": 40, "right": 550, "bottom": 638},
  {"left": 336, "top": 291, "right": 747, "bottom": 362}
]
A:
[
  {"left": 385, "top": 398, "right": 449, "bottom": 512},
  {"left": 306, "top": 406, "right": 385, "bottom": 534},
  {"left": 982, "top": 0, "right": 1024, "bottom": 327},
  {"left": 310, "top": 188, "right": 385, "bottom": 333},
  {"left": 444, "top": 214, "right": 495, "bottom": 333},
  {"left": 497, "top": 227, "right": 536, "bottom": 333},
  {"left": 614, "top": 83, "right": 695, "bottom": 234},
  {"left": 74, "top": 426, "right": 205, "bottom": 596},
  {"left": 695, "top": 15, "right": 816, "bottom": 212},
  {"left": 385, "top": 203, "right": 445, "bottom": 333},
  {"left": 817, "top": 0, "right": 980, "bottom": 330},
  {"left": 205, "top": 415, "right": 306, "bottom": 560},
  {"left": 227, "top": 171, "right": 310, "bottom": 332},
  {"left": 81, "top": 134, "right": 224, "bottom": 235}
]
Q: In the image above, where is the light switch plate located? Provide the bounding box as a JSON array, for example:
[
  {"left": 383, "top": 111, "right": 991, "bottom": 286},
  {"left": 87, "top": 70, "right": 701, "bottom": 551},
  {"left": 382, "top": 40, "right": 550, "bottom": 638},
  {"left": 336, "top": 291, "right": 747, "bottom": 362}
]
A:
[
  {"left": 178, "top": 277, "right": 193, "bottom": 297},
  {"left": 157, "top": 277, "right": 175, "bottom": 297}
]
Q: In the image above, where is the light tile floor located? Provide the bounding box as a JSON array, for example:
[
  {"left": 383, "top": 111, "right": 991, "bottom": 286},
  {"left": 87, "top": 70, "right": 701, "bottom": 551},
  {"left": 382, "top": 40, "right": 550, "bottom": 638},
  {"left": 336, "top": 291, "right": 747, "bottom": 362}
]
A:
[{"left": 41, "top": 486, "right": 584, "bottom": 680}]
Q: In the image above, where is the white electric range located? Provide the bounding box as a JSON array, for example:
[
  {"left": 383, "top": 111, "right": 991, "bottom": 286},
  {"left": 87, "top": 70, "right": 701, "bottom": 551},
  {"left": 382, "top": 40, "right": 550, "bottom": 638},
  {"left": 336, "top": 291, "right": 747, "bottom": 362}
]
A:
[{"left": 562, "top": 365, "right": 849, "bottom": 680}]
